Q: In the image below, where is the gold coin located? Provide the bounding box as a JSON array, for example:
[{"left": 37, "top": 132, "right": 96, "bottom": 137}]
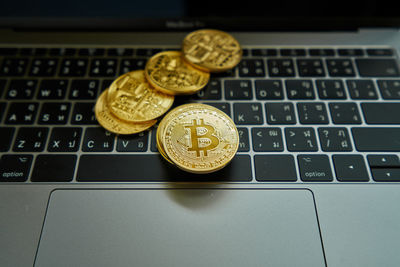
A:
[
  {"left": 156, "top": 124, "right": 174, "bottom": 165},
  {"left": 161, "top": 103, "right": 239, "bottom": 174},
  {"left": 182, "top": 29, "right": 242, "bottom": 73},
  {"left": 95, "top": 89, "right": 157, "bottom": 135},
  {"left": 145, "top": 51, "right": 210, "bottom": 95},
  {"left": 107, "top": 70, "right": 174, "bottom": 122}
]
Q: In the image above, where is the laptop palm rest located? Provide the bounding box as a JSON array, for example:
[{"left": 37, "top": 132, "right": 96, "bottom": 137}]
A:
[{"left": 35, "top": 189, "right": 325, "bottom": 267}]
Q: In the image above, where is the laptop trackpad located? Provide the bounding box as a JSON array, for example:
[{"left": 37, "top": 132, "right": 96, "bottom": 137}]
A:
[{"left": 35, "top": 189, "right": 325, "bottom": 267}]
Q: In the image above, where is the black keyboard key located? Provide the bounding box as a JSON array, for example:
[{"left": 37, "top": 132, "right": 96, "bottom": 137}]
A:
[
  {"left": 31, "top": 155, "right": 76, "bottom": 182},
  {"left": 298, "top": 155, "right": 333, "bottom": 182},
  {"left": 297, "top": 103, "right": 328, "bottom": 124},
  {"left": 48, "top": 127, "right": 82, "bottom": 152},
  {"left": 318, "top": 127, "right": 352, "bottom": 152},
  {"left": 89, "top": 58, "right": 118, "bottom": 77},
  {"left": 5, "top": 102, "right": 38, "bottom": 124},
  {"left": 49, "top": 48, "right": 76, "bottom": 56},
  {"left": 371, "top": 169, "right": 400, "bottom": 182},
  {"left": 19, "top": 48, "right": 33, "bottom": 56},
  {"left": 33, "top": 48, "right": 47, "bottom": 56},
  {"left": 267, "top": 59, "right": 295, "bottom": 77},
  {"left": 285, "top": 127, "right": 318, "bottom": 152},
  {"left": 255, "top": 80, "right": 283, "bottom": 100},
  {"left": 136, "top": 48, "right": 162, "bottom": 57},
  {"left": 69, "top": 79, "right": 99, "bottom": 100},
  {"left": 352, "top": 128, "right": 400, "bottom": 152},
  {"left": 251, "top": 49, "right": 277, "bottom": 57},
  {"left": 6, "top": 79, "right": 38, "bottom": 99},
  {"left": 251, "top": 127, "right": 283, "bottom": 152},
  {"left": 346, "top": 80, "right": 378, "bottom": 99},
  {"left": 0, "top": 48, "right": 18, "bottom": 56},
  {"left": 71, "top": 102, "right": 96, "bottom": 125},
  {"left": 29, "top": 58, "right": 58, "bottom": 76},
  {"left": 13, "top": 127, "right": 49, "bottom": 152},
  {"left": 189, "top": 80, "right": 221, "bottom": 100},
  {"left": 332, "top": 155, "right": 369, "bottom": 182},
  {"left": 37, "top": 79, "right": 68, "bottom": 99},
  {"left": 254, "top": 155, "right": 297, "bottom": 182},
  {"left": 233, "top": 103, "right": 263, "bottom": 125},
  {"left": 237, "top": 127, "right": 250, "bottom": 152},
  {"left": 285, "top": 80, "right": 315, "bottom": 99},
  {"left": 316, "top": 79, "right": 346, "bottom": 99},
  {"left": 297, "top": 59, "right": 325, "bottom": 77},
  {"left": 238, "top": 59, "right": 265, "bottom": 77},
  {"left": 116, "top": 131, "right": 149, "bottom": 152},
  {"left": 367, "top": 155, "right": 400, "bottom": 168},
  {"left": 0, "top": 102, "right": 6, "bottom": 121},
  {"left": 82, "top": 127, "right": 115, "bottom": 152},
  {"left": 38, "top": 103, "right": 71, "bottom": 124},
  {"left": 77, "top": 154, "right": 252, "bottom": 182},
  {"left": 0, "top": 58, "right": 29, "bottom": 76},
  {"left": 0, "top": 127, "right": 15, "bottom": 152},
  {"left": 280, "top": 49, "right": 306, "bottom": 56},
  {"left": 120, "top": 59, "right": 146, "bottom": 74},
  {"left": 366, "top": 48, "right": 393, "bottom": 57},
  {"left": 326, "top": 59, "right": 355, "bottom": 77},
  {"left": 377, "top": 80, "right": 400, "bottom": 99},
  {"left": 361, "top": 103, "right": 400, "bottom": 124},
  {"left": 265, "top": 103, "right": 296, "bottom": 124},
  {"left": 0, "top": 154, "right": 32, "bottom": 182},
  {"left": 59, "top": 58, "right": 88, "bottom": 77},
  {"left": 356, "top": 59, "right": 400, "bottom": 77},
  {"left": 107, "top": 48, "right": 133, "bottom": 56},
  {"left": 338, "top": 48, "right": 364, "bottom": 56},
  {"left": 79, "top": 48, "right": 105, "bottom": 56},
  {"left": 309, "top": 48, "right": 335, "bottom": 56},
  {"left": 329, "top": 103, "right": 361, "bottom": 124},
  {"left": 203, "top": 102, "right": 231, "bottom": 117},
  {"left": 0, "top": 79, "right": 6, "bottom": 97},
  {"left": 224, "top": 80, "right": 253, "bottom": 100}
]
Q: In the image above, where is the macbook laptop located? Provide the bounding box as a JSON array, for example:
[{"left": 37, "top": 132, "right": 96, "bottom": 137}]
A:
[{"left": 1, "top": 0, "right": 400, "bottom": 266}]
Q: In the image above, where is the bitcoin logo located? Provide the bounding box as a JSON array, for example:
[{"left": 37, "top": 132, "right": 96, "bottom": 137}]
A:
[{"left": 184, "top": 119, "right": 219, "bottom": 157}]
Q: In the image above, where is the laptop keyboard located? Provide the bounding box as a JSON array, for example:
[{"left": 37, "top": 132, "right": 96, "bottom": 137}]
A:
[{"left": 1, "top": 46, "right": 400, "bottom": 183}]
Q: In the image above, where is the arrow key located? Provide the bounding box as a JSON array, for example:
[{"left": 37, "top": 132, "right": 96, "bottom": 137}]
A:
[
  {"left": 333, "top": 155, "right": 369, "bottom": 182},
  {"left": 371, "top": 168, "right": 400, "bottom": 182}
]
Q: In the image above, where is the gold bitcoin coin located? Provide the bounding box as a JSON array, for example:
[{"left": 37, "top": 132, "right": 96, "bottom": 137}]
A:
[
  {"left": 156, "top": 123, "right": 174, "bottom": 165},
  {"left": 145, "top": 51, "right": 210, "bottom": 95},
  {"left": 107, "top": 70, "right": 174, "bottom": 122},
  {"left": 95, "top": 89, "right": 157, "bottom": 135},
  {"left": 161, "top": 103, "right": 239, "bottom": 174},
  {"left": 182, "top": 29, "right": 242, "bottom": 73}
]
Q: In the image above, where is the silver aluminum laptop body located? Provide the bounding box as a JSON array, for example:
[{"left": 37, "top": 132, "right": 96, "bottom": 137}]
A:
[{"left": 1, "top": 1, "right": 400, "bottom": 267}]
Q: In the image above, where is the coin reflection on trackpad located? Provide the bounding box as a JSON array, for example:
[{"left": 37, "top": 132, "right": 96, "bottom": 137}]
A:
[{"left": 35, "top": 189, "right": 325, "bottom": 267}]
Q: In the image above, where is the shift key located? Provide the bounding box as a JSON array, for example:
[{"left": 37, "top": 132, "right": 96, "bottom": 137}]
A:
[
  {"left": 352, "top": 128, "right": 400, "bottom": 151},
  {"left": 0, "top": 154, "right": 33, "bottom": 182}
]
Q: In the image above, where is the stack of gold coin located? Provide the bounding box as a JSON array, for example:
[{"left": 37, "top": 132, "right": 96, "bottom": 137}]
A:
[
  {"left": 157, "top": 103, "right": 239, "bottom": 174},
  {"left": 95, "top": 28, "right": 242, "bottom": 173},
  {"left": 95, "top": 70, "right": 174, "bottom": 135}
]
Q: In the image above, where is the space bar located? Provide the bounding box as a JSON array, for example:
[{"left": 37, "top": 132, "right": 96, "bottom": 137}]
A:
[{"left": 76, "top": 154, "right": 252, "bottom": 182}]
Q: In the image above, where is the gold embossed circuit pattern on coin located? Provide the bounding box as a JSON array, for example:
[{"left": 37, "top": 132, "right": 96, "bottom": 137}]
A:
[
  {"left": 145, "top": 51, "right": 210, "bottom": 95},
  {"left": 162, "top": 104, "right": 239, "bottom": 173},
  {"left": 107, "top": 70, "right": 174, "bottom": 122},
  {"left": 95, "top": 90, "right": 157, "bottom": 135},
  {"left": 182, "top": 29, "right": 242, "bottom": 72}
]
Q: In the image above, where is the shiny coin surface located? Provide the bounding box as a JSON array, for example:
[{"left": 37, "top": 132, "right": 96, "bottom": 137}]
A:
[
  {"left": 145, "top": 51, "right": 210, "bottom": 95},
  {"left": 161, "top": 103, "right": 239, "bottom": 174},
  {"left": 95, "top": 89, "right": 157, "bottom": 135},
  {"left": 182, "top": 29, "right": 242, "bottom": 73},
  {"left": 107, "top": 70, "right": 174, "bottom": 122}
]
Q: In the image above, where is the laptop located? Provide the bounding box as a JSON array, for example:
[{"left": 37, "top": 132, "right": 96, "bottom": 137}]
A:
[{"left": 1, "top": 0, "right": 400, "bottom": 266}]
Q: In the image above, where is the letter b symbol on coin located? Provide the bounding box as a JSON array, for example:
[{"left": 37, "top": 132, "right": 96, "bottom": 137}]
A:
[{"left": 185, "top": 119, "right": 219, "bottom": 157}]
